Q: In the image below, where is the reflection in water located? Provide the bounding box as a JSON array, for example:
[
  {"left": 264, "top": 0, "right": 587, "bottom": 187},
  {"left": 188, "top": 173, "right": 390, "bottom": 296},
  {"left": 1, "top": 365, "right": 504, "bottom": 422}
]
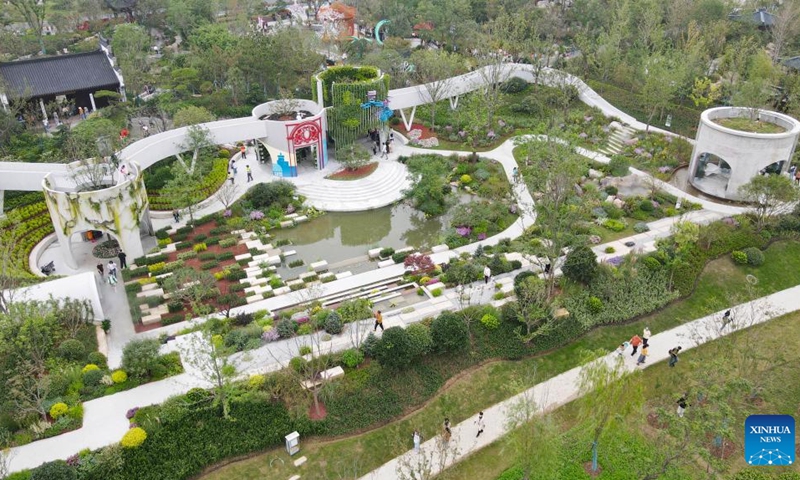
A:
[{"left": 271, "top": 201, "right": 455, "bottom": 268}]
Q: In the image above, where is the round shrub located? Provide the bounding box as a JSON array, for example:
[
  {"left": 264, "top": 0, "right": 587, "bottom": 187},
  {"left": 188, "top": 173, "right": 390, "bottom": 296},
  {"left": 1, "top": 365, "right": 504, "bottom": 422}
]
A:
[
  {"left": 82, "top": 364, "right": 100, "bottom": 374},
  {"left": 120, "top": 427, "right": 147, "bottom": 448},
  {"left": 638, "top": 200, "right": 654, "bottom": 212},
  {"left": 480, "top": 314, "right": 499, "bottom": 330},
  {"left": 86, "top": 351, "right": 107, "bottom": 368},
  {"left": 83, "top": 368, "right": 104, "bottom": 387},
  {"left": 513, "top": 271, "right": 537, "bottom": 297},
  {"left": 562, "top": 245, "right": 599, "bottom": 285},
  {"left": 49, "top": 402, "right": 69, "bottom": 419},
  {"left": 276, "top": 318, "right": 297, "bottom": 338},
  {"left": 633, "top": 222, "right": 650, "bottom": 233},
  {"left": 185, "top": 387, "right": 212, "bottom": 404},
  {"left": 299, "top": 345, "right": 312, "bottom": 356},
  {"left": 341, "top": 348, "right": 365, "bottom": 368},
  {"left": 121, "top": 339, "right": 161, "bottom": 379},
  {"left": 248, "top": 374, "right": 266, "bottom": 390},
  {"left": 602, "top": 218, "right": 626, "bottom": 232},
  {"left": 431, "top": 312, "right": 469, "bottom": 353},
  {"left": 502, "top": 76, "right": 529, "bottom": 93},
  {"left": 297, "top": 323, "right": 313, "bottom": 336},
  {"left": 406, "top": 323, "right": 433, "bottom": 357},
  {"left": 360, "top": 332, "right": 379, "bottom": 357},
  {"left": 460, "top": 174, "right": 472, "bottom": 184},
  {"left": 731, "top": 250, "right": 748, "bottom": 265},
  {"left": 374, "top": 327, "right": 415, "bottom": 369},
  {"left": 57, "top": 339, "right": 85, "bottom": 361},
  {"left": 31, "top": 460, "right": 75, "bottom": 480},
  {"left": 111, "top": 370, "right": 128, "bottom": 384},
  {"left": 604, "top": 246, "right": 615, "bottom": 254},
  {"left": 604, "top": 186, "right": 618, "bottom": 196},
  {"left": 324, "top": 311, "right": 343, "bottom": 334},
  {"left": 587, "top": 296, "right": 604, "bottom": 314},
  {"left": 642, "top": 256, "right": 662, "bottom": 270},
  {"left": 743, "top": 247, "right": 764, "bottom": 266},
  {"left": 289, "top": 356, "right": 307, "bottom": 374}
]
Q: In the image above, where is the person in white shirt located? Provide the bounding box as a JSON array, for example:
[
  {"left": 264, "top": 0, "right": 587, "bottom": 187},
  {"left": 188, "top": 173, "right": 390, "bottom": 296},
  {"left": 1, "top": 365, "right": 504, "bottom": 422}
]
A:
[{"left": 484, "top": 265, "right": 491, "bottom": 284}]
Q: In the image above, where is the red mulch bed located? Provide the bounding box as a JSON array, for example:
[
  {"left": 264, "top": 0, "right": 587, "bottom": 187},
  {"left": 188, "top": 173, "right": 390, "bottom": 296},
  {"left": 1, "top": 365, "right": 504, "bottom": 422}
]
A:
[
  {"left": 326, "top": 162, "right": 379, "bottom": 181},
  {"left": 406, "top": 123, "right": 437, "bottom": 139},
  {"left": 308, "top": 400, "right": 328, "bottom": 421},
  {"left": 133, "top": 221, "right": 254, "bottom": 330}
]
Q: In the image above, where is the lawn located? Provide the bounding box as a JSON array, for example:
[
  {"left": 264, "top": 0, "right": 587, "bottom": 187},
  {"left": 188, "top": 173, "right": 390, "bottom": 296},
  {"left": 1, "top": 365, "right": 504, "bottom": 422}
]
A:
[
  {"left": 199, "top": 241, "right": 800, "bottom": 480},
  {"left": 714, "top": 117, "right": 786, "bottom": 134},
  {"left": 443, "top": 309, "right": 800, "bottom": 480}
]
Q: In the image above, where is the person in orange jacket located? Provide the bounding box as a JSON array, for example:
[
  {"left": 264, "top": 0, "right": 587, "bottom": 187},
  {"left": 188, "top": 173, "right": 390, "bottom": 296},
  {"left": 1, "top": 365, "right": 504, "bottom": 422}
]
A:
[{"left": 629, "top": 335, "right": 642, "bottom": 356}]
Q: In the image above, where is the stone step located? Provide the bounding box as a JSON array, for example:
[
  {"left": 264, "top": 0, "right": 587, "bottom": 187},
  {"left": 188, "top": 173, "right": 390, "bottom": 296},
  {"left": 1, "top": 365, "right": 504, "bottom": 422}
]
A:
[
  {"left": 234, "top": 253, "right": 252, "bottom": 261},
  {"left": 310, "top": 260, "right": 328, "bottom": 271},
  {"left": 243, "top": 276, "right": 269, "bottom": 286},
  {"left": 273, "top": 286, "right": 291, "bottom": 296},
  {"left": 297, "top": 173, "right": 409, "bottom": 200},
  {"left": 137, "top": 287, "right": 164, "bottom": 298},
  {"left": 141, "top": 282, "right": 159, "bottom": 291}
]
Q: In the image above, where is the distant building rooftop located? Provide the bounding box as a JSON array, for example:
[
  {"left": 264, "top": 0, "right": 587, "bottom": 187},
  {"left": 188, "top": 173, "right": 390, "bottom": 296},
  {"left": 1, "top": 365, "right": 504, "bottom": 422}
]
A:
[
  {"left": 728, "top": 7, "right": 776, "bottom": 28},
  {"left": 0, "top": 50, "right": 120, "bottom": 99}
]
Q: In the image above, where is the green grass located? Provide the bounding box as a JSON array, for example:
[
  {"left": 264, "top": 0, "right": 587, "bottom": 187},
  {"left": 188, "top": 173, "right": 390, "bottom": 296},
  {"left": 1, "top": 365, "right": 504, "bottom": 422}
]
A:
[
  {"left": 443, "top": 309, "right": 800, "bottom": 480},
  {"left": 714, "top": 117, "right": 786, "bottom": 134},
  {"left": 200, "top": 241, "right": 800, "bottom": 480}
]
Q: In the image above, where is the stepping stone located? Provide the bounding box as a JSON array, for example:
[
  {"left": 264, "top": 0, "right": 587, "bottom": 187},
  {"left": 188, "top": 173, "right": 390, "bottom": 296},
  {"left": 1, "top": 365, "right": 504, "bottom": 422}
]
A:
[
  {"left": 141, "top": 282, "right": 159, "bottom": 291},
  {"left": 245, "top": 240, "right": 264, "bottom": 250},
  {"left": 266, "top": 248, "right": 282, "bottom": 257},
  {"left": 261, "top": 243, "right": 274, "bottom": 251},
  {"left": 431, "top": 244, "right": 449, "bottom": 253},
  {"left": 293, "top": 456, "right": 307, "bottom": 467},
  {"left": 368, "top": 248, "right": 382, "bottom": 259},
  {"left": 240, "top": 231, "right": 256, "bottom": 239},
  {"left": 234, "top": 253, "right": 252, "bottom": 261},
  {"left": 287, "top": 279, "right": 304, "bottom": 287},
  {"left": 284, "top": 213, "right": 299, "bottom": 220},
  {"left": 231, "top": 229, "right": 246, "bottom": 235},
  {"left": 310, "top": 260, "right": 328, "bottom": 271},
  {"left": 320, "top": 272, "right": 335, "bottom": 280},
  {"left": 273, "top": 286, "right": 291, "bottom": 296},
  {"left": 246, "top": 294, "right": 263, "bottom": 304},
  {"left": 242, "top": 276, "right": 268, "bottom": 286},
  {"left": 294, "top": 215, "right": 308, "bottom": 223},
  {"left": 136, "top": 287, "right": 164, "bottom": 298},
  {"left": 335, "top": 271, "right": 352, "bottom": 279},
  {"left": 244, "top": 266, "right": 263, "bottom": 275},
  {"left": 280, "top": 220, "right": 294, "bottom": 228},
  {"left": 252, "top": 253, "right": 271, "bottom": 262},
  {"left": 378, "top": 259, "right": 395, "bottom": 268},
  {"left": 162, "top": 243, "right": 177, "bottom": 253},
  {"left": 396, "top": 246, "right": 414, "bottom": 254},
  {"left": 141, "top": 313, "right": 163, "bottom": 325},
  {"left": 267, "top": 256, "right": 282, "bottom": 266},
  {"left": 299, "top": 272, "right": 317, "bottom": 280},
  {"left": 283, "top": 250, "right": 297, "bottom": 257},
  {"left": 288, "top": 476, "right": 301, "bottom": 480},
  {"left": 145, "top": 251, "right": 164, "bottom": 258}
]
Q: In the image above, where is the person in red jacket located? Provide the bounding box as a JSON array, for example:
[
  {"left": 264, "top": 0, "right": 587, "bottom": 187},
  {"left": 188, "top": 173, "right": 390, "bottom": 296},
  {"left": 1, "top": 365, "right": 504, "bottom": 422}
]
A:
[{"left": 629, "top": 335, "right": 642, "bottom": 356}]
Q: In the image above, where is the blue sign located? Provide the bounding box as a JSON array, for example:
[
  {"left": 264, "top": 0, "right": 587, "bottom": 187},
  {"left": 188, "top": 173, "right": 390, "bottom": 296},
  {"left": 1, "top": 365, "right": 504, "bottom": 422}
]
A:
[{"left": 744, "top": 415, "right": 795, "bottom": 466}]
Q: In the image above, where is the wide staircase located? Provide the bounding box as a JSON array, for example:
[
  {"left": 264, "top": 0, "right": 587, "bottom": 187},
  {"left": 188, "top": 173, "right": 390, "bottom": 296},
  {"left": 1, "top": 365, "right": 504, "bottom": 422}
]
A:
[
  {"left": 599, "top": 124, "right": 637, "bottom": 157},
  {"left": 295, "top": 160, "right": 411, "bottom": 212}
]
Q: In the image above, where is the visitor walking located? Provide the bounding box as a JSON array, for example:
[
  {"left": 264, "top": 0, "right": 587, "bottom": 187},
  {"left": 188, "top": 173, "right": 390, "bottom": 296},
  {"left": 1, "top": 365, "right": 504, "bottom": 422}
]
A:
[
  {"left": 96, "top": 263, "right": 104, "bottom": 277},
  {"left": 230, "top": 159, "right": 237, "bottom": 175},
  {"left": 442, "top": 418, "right": 452, "bottom": 444},
  {"left": 107, "top": 272, "right": 118, "bottom": 291},
  {"left": 636, "top": 344, "right": 649, "bottom": 366},
  {"left": 484, "top": 265, "right": 491, "bottom": 284},
  {"left": 117, "top": 251, "right": 127, "bottom": 269},
  {"left": 676, "top": 394, "right": 689, "bottom": 418},
  {"left": 512, "top": 166, "right": 519, "bottom": 183},
  {"left": 475, "top": 411, "right": 485, "bottom": 438},
  {"left": 643, "top": 327, "right": 651, "bottom": 345},
  {"left": 720, "top": 309, "right": 732, "bottom": 332},
  {"left": 246, "top": 164, "right": 253, "bottom": 182},
  {"left": 668, "top": 346, "right": 682, "bottom": 367},
  {"left": 381, "top": 142, "right": 389, "bottom": 159},
  {"left": 629, "top": 334, "right": 642, "bottom": 356},
  {"left": 616, "top": 342, "right": 629, "bottom": 357},
  {"left": 240, "top": 144, "right": 247, "bottom": 159},
  {"left": 412, "top": 430, "right": 421, "bottom": 453},
  {"left": 172, "top": 209, "right": 180, "bottom": 223},
  {"left": 107, "top": 260, "right": 118, "bottom": 279},
  {"left": 228, "top": 171, "right": 235, "bottom": 184},
  {"left": 374, "top": 310, "right": 384, "bottom": 332}
]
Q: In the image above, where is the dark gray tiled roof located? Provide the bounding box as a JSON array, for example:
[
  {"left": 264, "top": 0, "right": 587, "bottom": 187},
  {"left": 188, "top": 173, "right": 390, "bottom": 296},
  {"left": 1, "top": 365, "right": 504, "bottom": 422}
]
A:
[{"left": 0, "top": 50, "right": 119, "bottom": 98}]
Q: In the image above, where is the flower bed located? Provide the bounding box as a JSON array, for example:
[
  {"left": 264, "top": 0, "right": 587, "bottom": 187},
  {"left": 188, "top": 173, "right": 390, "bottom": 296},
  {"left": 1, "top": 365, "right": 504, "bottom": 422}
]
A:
[
  {"left": 1, "top": 197, "right": 55, "bottom": 279},
  {"left": 618, "top": 132, "right": 693, "bottom": 179}
]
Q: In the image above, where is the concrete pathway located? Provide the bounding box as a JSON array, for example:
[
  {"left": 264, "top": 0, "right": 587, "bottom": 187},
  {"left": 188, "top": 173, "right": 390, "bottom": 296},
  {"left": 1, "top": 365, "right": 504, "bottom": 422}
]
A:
[{"left": 359, "top": 287, "right": 795, "bottom": 480}]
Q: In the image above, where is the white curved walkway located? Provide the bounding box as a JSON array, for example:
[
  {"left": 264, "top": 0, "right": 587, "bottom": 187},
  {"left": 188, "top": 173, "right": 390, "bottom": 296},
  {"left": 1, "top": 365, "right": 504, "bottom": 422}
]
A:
[{"left": 360, "top": 288, "right": 794, "bottom": 480}]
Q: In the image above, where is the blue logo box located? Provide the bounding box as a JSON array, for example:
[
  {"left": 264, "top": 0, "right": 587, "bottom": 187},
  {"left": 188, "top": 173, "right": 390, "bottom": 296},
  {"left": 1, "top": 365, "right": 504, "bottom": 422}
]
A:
[{"left": 744, "top": 415, "right": 795, "bottom": 466}]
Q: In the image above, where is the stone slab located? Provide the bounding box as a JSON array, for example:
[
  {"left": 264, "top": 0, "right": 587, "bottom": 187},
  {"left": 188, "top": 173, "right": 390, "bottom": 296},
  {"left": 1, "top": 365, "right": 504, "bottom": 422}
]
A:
[
  {"left": 286, "top": 279, "right": 304, "bottom": 287},
  {"left": 267, "top": 256, "right": 282, "bottom": 266},
  {"left": 294, "top": 215, "right": 308, "bottom": 223},
  {"left": 335, "top": 271, "right": 352, "bottom": 279},
  {"left": 283, "top": 250, "right": 297, "bottom": 257},
  {"left": 234, "top": 253, "right": 252, "bottom": 261},
  {"left": 310, "top": 260, "right": 328, "bottom": 271},
  {"left": 141, "top": 282, "right": 159, "bottom": 292},
  {"left": 240, "top": 231, "right": 256, "bottom": 239},
  {"left": 431, "top": 244, "right": 449, "bottom": 253},
  {"left": 378, "top": 259, "right": 395, "bottom": 268},
  {"left": 273, "top": 286, "right": 291, "bottom": 296},
  {"left": 293, "top": 456, "right": 307, "bottom": 467},
  {"left": 245, "top": 240, "right": 264, "bottom": 250},
  {"left": 162, "top": 243, "right": 177, "bottom": 253},
  {"left": 284, "top": 213, "right": 299, "bottom": 219},
  {"left": 368, "top": 247, "right": 382, "bottom": 259},
  {"left": 246, "top": 294, "right": 263, "bottom": 304},
  {"left": 299, "top": 272, "right": 317, "bottom": 280},
  {"left": 242, "top": 276, "right": 268, "bottom": 286},
  {"left": 280, "top": 220, "right": 294, "bottom": 228},
  {"left": 136, "top": 288, "right": 164, "bottom": 298}
]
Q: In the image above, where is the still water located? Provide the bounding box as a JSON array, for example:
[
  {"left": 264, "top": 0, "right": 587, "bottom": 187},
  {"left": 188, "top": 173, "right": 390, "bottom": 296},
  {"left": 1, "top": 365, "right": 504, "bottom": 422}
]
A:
[{"left": 271, "top": 200, "right": 459, "bottom": 275}]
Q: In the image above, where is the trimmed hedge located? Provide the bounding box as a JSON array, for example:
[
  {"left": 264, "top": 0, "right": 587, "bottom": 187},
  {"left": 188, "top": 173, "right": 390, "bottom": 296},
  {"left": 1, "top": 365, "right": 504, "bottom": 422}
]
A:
[{"left": 115, "top": 396, "right": 296, "bottom": 480}]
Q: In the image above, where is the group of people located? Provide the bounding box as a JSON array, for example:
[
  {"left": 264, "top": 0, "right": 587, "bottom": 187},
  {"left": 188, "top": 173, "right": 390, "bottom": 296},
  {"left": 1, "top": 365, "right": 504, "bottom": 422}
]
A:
[
  {"left": 411, "top": 411, "right": 486, "bottom": 454},
  {"left": 228, "top": 147, "right": 254, "bottom": 184},
  {"left": 369, "top": 129, "right": 394, "bottom": 159},
  {"left": 96, "top": 251, "right": 126, "bottom": 290}
]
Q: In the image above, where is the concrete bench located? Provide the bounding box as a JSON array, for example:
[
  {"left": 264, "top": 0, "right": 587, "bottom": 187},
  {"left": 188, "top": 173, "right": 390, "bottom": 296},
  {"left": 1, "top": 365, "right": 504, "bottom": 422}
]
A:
[
  {"left": 241, "top": 276, "right": 268, "bottom": 286},
  {"left": 301, "top": 366, "right": 345, "bottom": 390},
  {"left": 273, "top": 286, "right": 291, "bottom": 296},
  {"left": 294, "top": 215, "right": 308, "bottom": 223},
  {"left": 286, "top": 279, "right": 304, "bottom": 288},
  {"left": 246, "top": 294, "right": 263, "bottom": 304},
  {"left": 310, "top": 260, "right": 328, "bottom": 272},
  {"left": 335, "top": 271, "right": 352, "bottom": 279},
  {"left": 283, "top": 250, "right": 297, "bottom": 257},
  {"left": 136, "top": 287, "right": 164, "bottom": 298},
  {"left": 378, "top": 259, "right": 395, "bottom": 268},
  {"left": 234, "top": 253, "right": 252, "bottom": 261},
  {"left": 368, "top": 247, "right": 382, "bottom": 259}
]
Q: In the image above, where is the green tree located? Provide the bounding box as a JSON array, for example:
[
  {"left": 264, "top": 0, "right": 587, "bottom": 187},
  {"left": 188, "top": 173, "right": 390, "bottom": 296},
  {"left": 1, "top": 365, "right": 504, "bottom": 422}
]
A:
[
  {"left": 173, "top": 123, "right": 215, "bottom": 175},
  {"left": 8, "top": 0, "right": 47, "bottom": 54},
  {"left": 183, "top": 329, "right": 241, "bottom": 420},
  {"left": 738, "top": 175, "right": 800, "bottom": 230},
  {"left": 121, "top": 338, "right": 161, "bottom": 379},
  {"left": 639, "top": 50, "right": 686, "bottom": 132},
  {"left": 404, "top": 155, "right": 450, "bottom": 216},
  {"left": 164, "top": 166, "right": 204, "bottom": 223},
  {"left": 430, "top": 311, "right": 469, "bottom": 353},
  {"left": 111, "top": 23, "right": 151, "bottom": 97},
  {"left": 578, "top": 350, "right": 643, "bottom": 474},
  {"left": 410, "top": 49, "right": 462, "bottom": 132},
  {"left": 173, "top": 106, "right": 215, "bottom": 128},
  {"left": 374, "top": 326, "right": 416, "bottom": 369},
  {"left": 163, "top": 268, "right": 218, "bottom": 317},
  {"left": 337, "top": 143, "right": 371, "bottom": 171},
  {"left": 510, "top": 274, "right": 552, "bottom": 341},
  {"left": 562, "top": 245, "right": 598, "bottom": 285},
  {"left": 166, "top": 0, "right": 214, "bottom": 38}
]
